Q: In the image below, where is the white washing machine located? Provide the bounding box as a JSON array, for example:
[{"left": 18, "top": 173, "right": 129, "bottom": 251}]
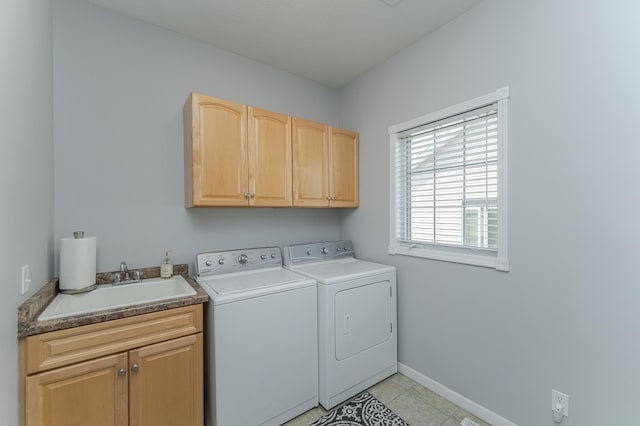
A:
[
  {"left": 195, "top": 247, "right": 318, "bottom": 426},
  {"left": 283, "top": 240, "right": 397, "bottom": 410}
]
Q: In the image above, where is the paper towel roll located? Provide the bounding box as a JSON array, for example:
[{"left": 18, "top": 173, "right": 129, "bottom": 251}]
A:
[{"left": 59, "top": 236, "right": 97, "bottom": 292}]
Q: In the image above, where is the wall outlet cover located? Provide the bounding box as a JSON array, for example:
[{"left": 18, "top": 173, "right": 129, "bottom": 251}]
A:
[
  {"left": 552, "top": 389, "right": 569, "bottom": 417},
  {"left": 460, "top": 418, "right": 480, "bottom": 426}
]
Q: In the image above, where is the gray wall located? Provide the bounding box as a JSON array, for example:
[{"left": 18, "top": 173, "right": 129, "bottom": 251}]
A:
[
  {"left": 53, "top": 0, "right": 340, "bottom": 273},
  {"left": 338, "top": 1, "right": 640, "bottom": 425},
  {"left": 0, "top": 0, "right": 54, "bottom": 423},
  {"left": 13, "top": 1, "right": 640, "bottom": 425}
]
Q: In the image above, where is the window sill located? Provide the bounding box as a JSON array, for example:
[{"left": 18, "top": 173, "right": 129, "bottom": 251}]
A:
[{"left": 388, "top": 244, "right": 509, "bottom": 271}]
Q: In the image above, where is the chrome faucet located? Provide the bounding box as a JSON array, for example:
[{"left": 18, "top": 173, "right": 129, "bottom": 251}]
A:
[
  {"left": 120, "top": 261, "right": 130, "bottom": 281},
  {"left": 112, "top": 262, "right": 142, "bottom": 285}
]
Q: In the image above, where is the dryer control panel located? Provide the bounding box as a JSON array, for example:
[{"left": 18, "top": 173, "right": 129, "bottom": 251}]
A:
[
  {"left": 284, "top": 240, "right": 355, "bottom": 265},
  {"left": 196, "top": 247, "right": 282, "bottom": 277}
]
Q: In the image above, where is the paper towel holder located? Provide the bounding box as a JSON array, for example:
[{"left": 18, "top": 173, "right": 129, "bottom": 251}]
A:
[{"left": 59, "top": 231, "right": 98, "bottom": 295}]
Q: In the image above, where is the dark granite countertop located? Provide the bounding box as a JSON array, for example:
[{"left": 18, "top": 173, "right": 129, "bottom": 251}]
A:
[{"left": 17, "top": 264, "right": 209, "bottom": 338}]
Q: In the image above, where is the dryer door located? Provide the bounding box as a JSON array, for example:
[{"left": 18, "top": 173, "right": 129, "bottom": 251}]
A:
[{"left": 334, "top": 280, "right": 392, "bottom": 361}]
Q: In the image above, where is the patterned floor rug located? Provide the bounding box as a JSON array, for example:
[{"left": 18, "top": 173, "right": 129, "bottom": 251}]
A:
[{"left": 310, "top": 392, "right": 410, "bottom": 426}]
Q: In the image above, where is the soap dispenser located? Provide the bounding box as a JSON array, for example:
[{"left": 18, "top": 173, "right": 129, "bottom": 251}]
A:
[{"left": 161, "top": 251, "right": 173, "bottom": 279}]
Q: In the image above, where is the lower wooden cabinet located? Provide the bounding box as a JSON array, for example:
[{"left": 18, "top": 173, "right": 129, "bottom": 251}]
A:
[
  {"left": 129, "top": 334, "right": 203, "bottom": 426},
  {"left": 26, "top": 353, "right": 129, "bottom": 426},
  {"left": 21, "top": 305, "right": 204, "bottom": 426}
]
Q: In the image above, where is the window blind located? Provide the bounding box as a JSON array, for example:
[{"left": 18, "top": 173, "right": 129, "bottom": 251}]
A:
[{"left": 394, "top": 103, "right": 498, "bottom": 251}]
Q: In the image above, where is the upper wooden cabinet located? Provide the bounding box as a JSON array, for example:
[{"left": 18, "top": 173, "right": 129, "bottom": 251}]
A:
[
  {"left": 292, "top": 118, "right": 359, "bottom": 207},
  {"left": 184, "top": 92, "right": 358, "bottom": 208},
  {"left": 184, "top": 93, "right": 292, "bottom": 207},
  {"left": 291, "top": 118, "right": 329, "bottom": 207},
  {"left": 248, "top": 106, "right": 292, "bottom": 207},
  {"left": 328, "top": 127, "right": 359, "bottom": 207}
]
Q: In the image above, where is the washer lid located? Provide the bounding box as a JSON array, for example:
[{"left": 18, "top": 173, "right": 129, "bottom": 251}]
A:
[
  {"left": 197, "top": 267, "right": 315, "bottom": 304},
  {"left": 286, "top": 258, "right": 395, "bottom": 284}
]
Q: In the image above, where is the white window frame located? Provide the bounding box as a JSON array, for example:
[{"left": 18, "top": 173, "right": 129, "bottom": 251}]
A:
[{"left": 388, "top": 87, "right": 509, "bottom": 271}]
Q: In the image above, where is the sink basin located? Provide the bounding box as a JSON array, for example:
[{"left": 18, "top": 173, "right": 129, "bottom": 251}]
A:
[{"left": 38, "top": 275, "right": 197, "bottom": 321}]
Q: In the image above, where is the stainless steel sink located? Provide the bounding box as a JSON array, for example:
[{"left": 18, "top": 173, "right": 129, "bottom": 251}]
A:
[{"left": 38, "top": 275, "right": 197, "bottom": 321}]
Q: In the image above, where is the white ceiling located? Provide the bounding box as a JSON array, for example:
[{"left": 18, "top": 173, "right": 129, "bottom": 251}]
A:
[{"left": 87, "top": 0, "right": 481, "bottom": 88}]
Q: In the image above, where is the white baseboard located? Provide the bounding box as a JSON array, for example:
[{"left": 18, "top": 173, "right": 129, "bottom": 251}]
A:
[{"left": 398, "top": 363, "right": 518, "bottom": 426}]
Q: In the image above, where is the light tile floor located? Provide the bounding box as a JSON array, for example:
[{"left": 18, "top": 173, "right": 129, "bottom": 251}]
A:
[{"left": 282, "top": 373, "right": 491, "bottom": 426}]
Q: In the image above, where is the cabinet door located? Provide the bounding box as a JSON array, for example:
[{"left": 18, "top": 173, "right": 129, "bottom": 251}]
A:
[
  {"left": 25, "top": 353, "right": 128, "bottom": 426},
  {"left": 248, "top": 107, "right": 292, "bottom": 206},
  {"left": 329, "top": 127, "right": 359, "bottom": 207},
  {"left": 292, "top": 118, "right": 330, "bottom": 207},
  {"left": 185, "top": 93, "right": 248, "bottom": 206},
  {"left": 129, "top": 333, "right": 203, "bottom": 426}
]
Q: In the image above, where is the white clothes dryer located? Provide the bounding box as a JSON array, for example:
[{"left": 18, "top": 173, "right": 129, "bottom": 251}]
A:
[
  {"left": 283, "top": 240, "right": 397, "bottom": 410},
  {"left": 195, "top": 247, "right": 318, "bottom": 426}
]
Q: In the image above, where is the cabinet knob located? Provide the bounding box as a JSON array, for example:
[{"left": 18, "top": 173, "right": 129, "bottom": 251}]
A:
[
  {"left": 250, "top": 193, "right": 256, "bottom": 199},
  {"left": 244, "top": 192, "right": 250, "bottom": 199},
  {"left": 118, "top": 368, "right": 126, "bottom": 377},
  {"left": 131, "top": 363, "right": 139, "bottom": 373}
]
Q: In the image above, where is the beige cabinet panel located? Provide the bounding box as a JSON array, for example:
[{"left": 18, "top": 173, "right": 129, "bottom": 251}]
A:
[
  {"left": 329, "top": 127, "right": 359, "bottom": 207},
  {"left": 292, "top": 118, "right": 359, "bottom": 208},
  {"left": 184, "top": 93, "right": 248, "bottom": 206},
  {"left": 248, "top": 107, "right": 292, "bottom": 206},
  {"left": 25, "top": 305, "right": 202, "bottom": 375},
  {"left": 129, "top": 334, "right": 203, "bottom": 426},
  {"left": 185, "top": 93, "right": 294, "bottom": 207},
  {"left": 26, "top": 353, "right": 128, "bottom": 426},
  {"left": 292, "top": 117, "right": 330, "bottom": 207}
]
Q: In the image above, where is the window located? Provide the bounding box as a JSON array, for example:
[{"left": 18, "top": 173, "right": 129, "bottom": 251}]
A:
[{"left": 388, "top": 88, "right": 509, "bottom": 271}]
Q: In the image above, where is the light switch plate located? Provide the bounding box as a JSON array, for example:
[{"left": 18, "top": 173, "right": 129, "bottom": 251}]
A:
[{"left": 21, "top": 265, "right": 31, "bottom": 294}]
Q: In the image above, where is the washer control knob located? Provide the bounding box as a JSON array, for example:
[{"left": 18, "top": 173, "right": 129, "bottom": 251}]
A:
[
  {"left": 321, "top": 246, "right": 328, "bottom": 255},
  {"left": 238, "top": 254, "right": 249, "bottom": 265},
  {"left": 306, "top": 250, "right": 312, "bottom": 255},
  {"left": 344, "top": 246, "right": 349, "bottom": 251},
  {"left": 205, "top": 259, "right": 212, "bottom": 266},
  {"left": 260, "top": 254, "right": 266, "bottom": 260},
  {"left": 218, "top": 258, "right": 225, "bottom": 265},
  {"left": 271, "top": 253, "right": 277, "bottom": 259}
]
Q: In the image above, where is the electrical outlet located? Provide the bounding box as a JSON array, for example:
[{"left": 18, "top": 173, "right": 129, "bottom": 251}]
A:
[
  {"left": 460, "top": 418, "right": 480, "bottom": 426},
  {"left": 552, "top": 389, "right": 569, "bottom": 417},
  {"left": 21, "top": 265, "right": 31, "bottom": 295}
]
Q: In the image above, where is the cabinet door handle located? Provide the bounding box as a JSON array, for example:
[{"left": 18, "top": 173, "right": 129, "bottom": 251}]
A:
[
  {"left": 131, "top": 363, "right": 139, "bottom": 373},
  {"left": 117, "top": 368, "right": 126, "bottom": 377}
]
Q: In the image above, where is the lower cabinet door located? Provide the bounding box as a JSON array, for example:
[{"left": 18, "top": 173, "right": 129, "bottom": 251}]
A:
[
  {"left": 25, "top": 352, "right": 129, "bottom": 426},
  {"left": 128, "top": 333, "right": 203, "bottom": 426}
]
